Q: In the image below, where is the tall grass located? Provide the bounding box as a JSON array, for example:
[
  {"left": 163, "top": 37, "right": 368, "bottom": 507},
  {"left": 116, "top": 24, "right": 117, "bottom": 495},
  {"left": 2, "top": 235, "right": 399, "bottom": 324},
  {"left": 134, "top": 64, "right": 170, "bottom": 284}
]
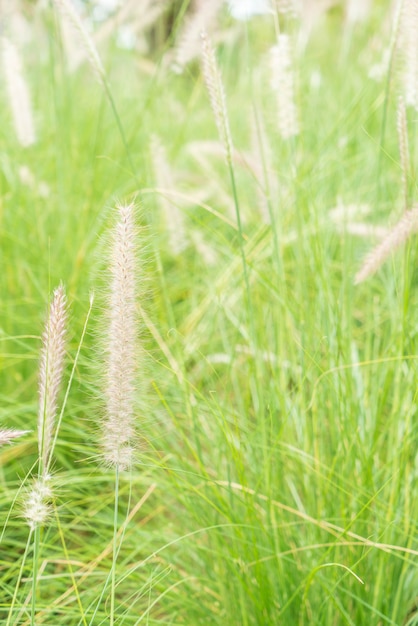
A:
[{"left": 0, "top": 1, "right": 417, "bottom": 624}]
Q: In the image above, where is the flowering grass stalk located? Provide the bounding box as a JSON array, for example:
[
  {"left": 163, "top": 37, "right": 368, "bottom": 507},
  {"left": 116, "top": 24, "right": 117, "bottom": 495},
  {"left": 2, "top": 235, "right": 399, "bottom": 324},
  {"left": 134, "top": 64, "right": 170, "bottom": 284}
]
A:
[
  {"left": 37, "top": 284, "right": 67, "bottom": 479},
  {"left": 102, "top": 204, "right": 139, "bottom": 470},
  {"left": 173, "top": 0, "right": 223, "bottom": 71},
  {"left": 355, "top": 207, "right": 418, "bottom": 284},
  {"left": 397, "top": 96, "right": 410, "bottom": 211},
  {"left": 2, "top": 37, "right": 36, "bottom": 147},
  {"left": 201, "top": 31, "right": 252, "bottom": 319},
  {"left": 22, "top": 285, "right": 67, "bottom": 533},
  {"left": 270, "top": 34, "right": 299, "bottom": 140},
  {"left": 0, "top": 429, "right": 28, "bottom": 445},
  {"left": 399, "top": 0, "right": 418, "bottom": 109},
  {"left": 12, "top": 286, "right": 93, "bottom": 625},
  {"left": 100, "top": 203, "right": 139, "bottom": 625},
  {"left": 53, "top": 0, "right": 138, "bottom": 184},
  {"left": 201, "top": 31, "right": 233, "bottom": 167},
  {"left": 16, "top": 285, "right": 67, "bottom": 626},
  {"left": 53, "top": 0, "right": 105, "bottom": 84}
]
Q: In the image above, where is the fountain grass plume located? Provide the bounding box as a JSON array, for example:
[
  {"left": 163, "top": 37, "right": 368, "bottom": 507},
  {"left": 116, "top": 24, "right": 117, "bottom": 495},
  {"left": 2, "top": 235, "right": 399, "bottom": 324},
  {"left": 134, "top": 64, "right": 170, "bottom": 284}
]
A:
[
  {"left": 354, "top": 206, "right": 418, "bottom": 284},
  {"left": 200, "top": 29, "right": 253, "bottom": 331},
  {"left": 23, "top": 480, "right": 54, "bottom": 532},
  {"left": 397, "top": 96, "right": 410, "bottom": 211},
  {"left": 53, "top": 0, "right": 105, "bottom": 84},
  {"left": 2, "top": 37, "right": 36, "bottom": 147},
  {"left": 173, "top": 0, "right": 224, "bottom": 71},
  {"left": 23, "top": 284, "right": 67, "bottom": 532},
  {"left": 96, "top": 203, "right": 140, "bottom": 625},
  {"left": 270, "top": 34, "right": 299, "bottom": 140},
  {"left": 102, "top": 203, "right": 139, "bottom": 470},
  {"left": 201, "top": 30, "right": 233, "bottom": 166},
  {"left": 399, "top": 0, "right": 418, "bottom": 109},
  {"left": 0, "top": 430, "right": 29, "bottom": 445},
  {"left": 37, "top": 284, "right": 68, "bottom": 476}
]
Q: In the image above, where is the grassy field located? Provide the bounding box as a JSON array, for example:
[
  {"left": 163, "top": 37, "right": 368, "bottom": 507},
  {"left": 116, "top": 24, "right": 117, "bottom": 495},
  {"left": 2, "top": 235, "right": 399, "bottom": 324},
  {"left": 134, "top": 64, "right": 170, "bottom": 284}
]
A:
[{"left": 1, "top": 1, "right": 417, "bottom": 624}]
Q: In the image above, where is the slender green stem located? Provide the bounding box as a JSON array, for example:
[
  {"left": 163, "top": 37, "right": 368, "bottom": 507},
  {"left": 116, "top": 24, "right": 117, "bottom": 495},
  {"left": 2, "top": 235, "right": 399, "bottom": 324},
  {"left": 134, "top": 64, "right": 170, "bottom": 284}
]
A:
[
  {"left": 376, "top": 0, "right": 403, "bottom": 201},
  {"left": 87, "top": 474, "right": 132, "bottom": 626},
  {"left": 30, "top": 526, "right": 40, "bottom": 626},
  {"left": 55, "top": 506, "right": 88, "bottom": 626},
  {"left": 228, "top": 161, "right": 251, "bottom": 317},
  {"left": 110, "top": 465, "right": 120, "bottom": 626},
  {"left": 103, "top": 81, "right": 140, "bottom": 189},
  {"left": 0, "top": 460, "right": 38, "bottom": 547},
  {"left": 5, "top": 531, "right": 33, "bottom": 626}
]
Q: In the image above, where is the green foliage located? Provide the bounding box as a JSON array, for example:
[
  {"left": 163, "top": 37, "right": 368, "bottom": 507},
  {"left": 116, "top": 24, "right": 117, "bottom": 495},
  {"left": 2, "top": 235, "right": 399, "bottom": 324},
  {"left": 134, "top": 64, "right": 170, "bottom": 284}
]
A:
[{"left": 0, "top": 1, "right": 417, "bottom": 624}]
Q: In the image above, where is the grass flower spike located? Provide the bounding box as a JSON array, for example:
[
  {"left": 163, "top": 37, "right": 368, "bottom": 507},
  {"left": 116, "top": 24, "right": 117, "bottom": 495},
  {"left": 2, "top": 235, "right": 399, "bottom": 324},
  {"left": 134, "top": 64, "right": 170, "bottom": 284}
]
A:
[
  {"left": 38, "top": 284, "right": 67, "bottom": 475},
  {"left": 201, "top": 31, "right": 233, "bottom": 165},
  {"left": 399, "top": 0, "right": 418, "bottom": 109},
  {"left": 102, "top": 204, "right": 139, "bottom": 470},
  {"left": 270, "top": 34, "right": 299, "bottom": 139},
  {"left": 173, "top": 0, "right": 223, "bottom": 71},
  {"left": 2, "top": 37, "right": 36, "bottom": 147},
  {"left": 53, "top": 0, "right": 105, "bottom": 83},
  {"left": 0, "top": 430, "right": 29, "bottom": 445},
  {"left": 23, "top": 285, "right": 67, "bottom": 531},
  {"left": 355, "top": 207, "right": 418, "bottom": 284},
  {"left": 397, "top": 96, "right": 410, "bottom": 210},
  {"left": 24, "top": 480, "right": 54, "bottom": 531}
]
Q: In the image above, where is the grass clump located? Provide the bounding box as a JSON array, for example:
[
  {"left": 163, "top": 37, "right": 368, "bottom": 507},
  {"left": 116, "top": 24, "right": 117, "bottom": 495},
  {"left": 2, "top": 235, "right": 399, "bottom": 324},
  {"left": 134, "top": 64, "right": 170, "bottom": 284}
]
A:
[{"left": 0, "top": 1, "right": 417, "bottom": 625}]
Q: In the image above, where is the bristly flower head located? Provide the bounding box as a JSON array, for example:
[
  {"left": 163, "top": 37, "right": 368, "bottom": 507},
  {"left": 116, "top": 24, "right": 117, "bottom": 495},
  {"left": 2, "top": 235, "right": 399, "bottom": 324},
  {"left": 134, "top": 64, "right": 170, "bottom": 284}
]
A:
[
  {"left": 38, "top": 284, "right": 67, "bottom": 475},
  {"left": 172, "top": 0, "right": 224, "bottom": 71},
  {"left": 23, "top": 479, "right": 53, "bottom": 531},
  {"left": 270, "top": 34, "right": 299, "bottom": 140},
  {"left": 201, "top": 31, "right": 233, "bottom": 164},
  {"left": 1, "top": 37, "right": 36, "bottom": 147},
  {"left": 355, "top": 207, "right": 418, "bottom": 284},
  {"left": 399, "top": 0, "right": 418, "bottom": 110},
  {"left": 0, "top": 429, "right": 29, "bottom": 446},
  {"left": 53, "top": 0, "right": 106, "bottom": 84},
  {"left": 23, "top": 285, "right": 67, "bottom": 530},
  {"left": 397, "top": 96, "right": 410, "bottom": 211},
  {"left": 102, "top": 203, "right": 139, "bottom": 470}
]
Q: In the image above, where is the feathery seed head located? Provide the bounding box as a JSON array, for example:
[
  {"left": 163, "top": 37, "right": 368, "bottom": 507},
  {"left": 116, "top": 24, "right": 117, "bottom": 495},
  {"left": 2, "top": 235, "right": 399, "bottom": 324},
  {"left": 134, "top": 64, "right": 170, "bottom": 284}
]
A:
[
  {"left": 23, "top": 479, "right": 53, "bottom": 531},
  {"left": 346, "top": 0, "right": 372, "bottom": 24},
  {"left": 38, "top": 284, "right": 67, "bottom": 474},
  {"left": 53, "top": 0, "right": 106, "bottom": 83},
  {"left": 173, "top": 0, "right": 223, "bottom": 71},
  {"left": 270, "top": 35, "right": 299, "bottom": 139},
  {"left": 399, "top": 0, "right": 418, "bottom": 109},
  {"left": 355, "top": 207, "right": 418, "bottom": 284},
  {"left": 397, "top": 96, "right": 410, "bottom": 210},
  {"left": 1, "top": 37, "right": 36, "bottom": 147},
  {"left": 201, "top": 31, "right": 233, "bottom": 164},
  {"left": 102, "top": 204, "right": 139, "bottom": 470},
  {"left": 0, "top": 429, "right": 29, "bottom": 445}
]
